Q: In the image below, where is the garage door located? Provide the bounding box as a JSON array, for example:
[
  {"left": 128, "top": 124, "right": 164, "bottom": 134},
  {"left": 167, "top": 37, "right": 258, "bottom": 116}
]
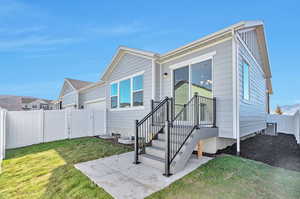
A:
[{"left": 85, "top": 100, "right": 106, "bottom": 111}]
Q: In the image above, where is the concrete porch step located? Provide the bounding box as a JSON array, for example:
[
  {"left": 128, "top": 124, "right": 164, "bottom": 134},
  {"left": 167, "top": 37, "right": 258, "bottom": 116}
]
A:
[
  {"left": 157, "top": 132, "right": 192, "bottom": 140},
  {"left": 146, "top": 146, "right": 165, "bottom": 159},
  {"left": 140, "top": 154, "right": 164, "bottom": 171}
]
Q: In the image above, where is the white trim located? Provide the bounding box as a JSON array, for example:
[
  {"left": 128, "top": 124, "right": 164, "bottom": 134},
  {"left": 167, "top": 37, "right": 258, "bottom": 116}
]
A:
[
  {"left": 84, "top": 98, "right": 106, "bottom": 105},
  {"left": 159, "top": 63, "right": 162, "bottom": 99},
  {"left": 110, "top": 106, "right": 145, "bottom": 112},
  {"left": 78, "top": 81, "right": 106, "bottom": 93},
  {"left": 169, "top": 51, "right": 216, "bottom": 70},
  {"left": 170, "top": 54, "right": 215, "bottom": 100},
  {"left": 61, "top": 90, "right": 77, "bottom": 98},
  {"left": 238, "top": 27, "right": 256, "bottom": 34},
  {"left": 65, "top": 79, "right": 76, "bottom": 91},
  {"left": 241, "top": 59, "right": 251, "bottom": 103},
  {"left": 160, "top": 37, "right": 231, "bottom": 64},
  {"left": 110, "top": 71, "right": 144, "bottom": 110},
  {"left": 232, "top": 32, "right": 237, "bottom": 139},
  {"left": 233, "top": 32, "right": 241, "bottom": 154},
  {"left": 152, "top": 59, "right": 155, "bottom": 100},
  {"left": 110, "top": 71, "right": 145, "bottom": 85}
]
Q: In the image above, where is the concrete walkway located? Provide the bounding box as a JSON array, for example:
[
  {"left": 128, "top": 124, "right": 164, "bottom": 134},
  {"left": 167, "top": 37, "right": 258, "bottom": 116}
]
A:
[{"left": 75, "top": 152, "right": 212, "bottom": 199}]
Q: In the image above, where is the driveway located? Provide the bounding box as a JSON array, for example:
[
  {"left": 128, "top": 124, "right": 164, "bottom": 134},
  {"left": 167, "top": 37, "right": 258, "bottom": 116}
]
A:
[{"left": 218, "top": 133, "right": 300, "bottom": 172}]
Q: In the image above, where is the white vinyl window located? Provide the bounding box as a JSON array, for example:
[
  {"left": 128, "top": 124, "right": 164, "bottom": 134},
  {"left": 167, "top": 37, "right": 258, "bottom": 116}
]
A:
[
  {"left": 132, "top": 75, "right": 144, "bottom": 106},
  {"left": 110, "top": 83, "right": 118, "bottom": 108},
  {"left": 110, "top": 73, "right": 144, "bottom": 109},
  {"left": 242, "top": 61, "right": 250, "bottom": 101}
]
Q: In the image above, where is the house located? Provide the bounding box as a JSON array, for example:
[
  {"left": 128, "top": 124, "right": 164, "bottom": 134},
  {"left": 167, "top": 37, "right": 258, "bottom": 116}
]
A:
[
  {"left": 78, "top": 81, "right": 106, "bottom": 110},
  {"left": 24, "top": 98, "right": 54, "bottom": 110},
  {"left": 0, "top": 95, "right": 54, "bottom": 111},
  {"left": 58, "top": 78, "right": 94, "bottom": 109},
  {"left": 64, "top": 21, "right": 272, "bottom": 174}
]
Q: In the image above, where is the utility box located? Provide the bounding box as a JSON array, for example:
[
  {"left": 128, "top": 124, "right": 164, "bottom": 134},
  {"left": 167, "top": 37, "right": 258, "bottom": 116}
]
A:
[{"left": 265, "top": 122, "right": 277, "bottom": 136}]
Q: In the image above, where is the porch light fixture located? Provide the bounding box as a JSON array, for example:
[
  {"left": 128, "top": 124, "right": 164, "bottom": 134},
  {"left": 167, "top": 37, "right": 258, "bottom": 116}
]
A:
[{"left": 163, "top": 72, "right": 168, "bottom": 78}]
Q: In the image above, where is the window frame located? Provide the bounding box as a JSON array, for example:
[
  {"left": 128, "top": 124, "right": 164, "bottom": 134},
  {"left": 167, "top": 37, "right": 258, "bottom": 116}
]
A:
[
  {"left": 110, "top": 83, "right": 118, "bottom": 109},
  {"left": 242, "top": 59, "right": 250, "bottom": 101},
  {"left": 110, "top": 71, "right": 145, "bottom": 111},
  {"left": 132, "top": 75, "right": 144, "bottom": 107}
]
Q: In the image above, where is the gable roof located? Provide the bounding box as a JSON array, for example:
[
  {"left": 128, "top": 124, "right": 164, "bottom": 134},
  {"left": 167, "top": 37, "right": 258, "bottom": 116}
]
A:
[
  {"left": 78, "top": 80, "right": 106, "bottom": 93},
  {"left": 65, "top": 78, "right": 93, "bottom": 90},
  {"left": 101, "top": 46, "right": 158, "bottom": 81},
  {"left": 59, "top": 78, "right": 94, "bottom": 98}
]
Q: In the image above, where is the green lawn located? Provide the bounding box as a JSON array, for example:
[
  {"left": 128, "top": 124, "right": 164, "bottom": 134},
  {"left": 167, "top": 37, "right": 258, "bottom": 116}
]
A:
[
  {"left": 0, "top": 137, "right": 131, "bottom": 199},
  {"left": 147, "top": 155, "right": 300, "bottom": 199},
  {"left": 1, "top": 138, "right": 300, "bottom": 199}
]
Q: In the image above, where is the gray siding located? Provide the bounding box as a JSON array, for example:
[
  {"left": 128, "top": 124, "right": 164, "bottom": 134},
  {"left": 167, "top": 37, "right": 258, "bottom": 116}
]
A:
[
  {"left": 238, "top": 39, "right": 267, "bottom": 137},
  {"left": 79, "top": 84, "right": 106, "bottom": 107},
  {"left": 105, "top": 53, "right": 153, "bottom": 137},
  {"left": 62, "top": 92, "right": 77, "bottom": 107},
  {"left": 161, "top": 39, "right": 234, "bottom": 138},
  {"left": 62, "top": 82, "right": 74, "bottom": 95},
  {"left": 239, "top": 30, "right": 263, "bottom": 67}
]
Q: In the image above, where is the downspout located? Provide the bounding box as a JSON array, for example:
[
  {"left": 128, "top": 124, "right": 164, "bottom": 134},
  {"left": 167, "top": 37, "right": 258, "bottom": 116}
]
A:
[
  {"left": 232, "top": 28, "right": 240, "bottom": 155},
  {"left": 267, "top": 92, "right": 270, "bottom": 114},
  {"left": 152, "top": 59, "right": 156, "bottom": 100}
]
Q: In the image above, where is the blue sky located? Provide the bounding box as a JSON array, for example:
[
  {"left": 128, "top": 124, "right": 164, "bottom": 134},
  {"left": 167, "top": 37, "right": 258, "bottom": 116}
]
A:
[{"left": 0, "top": 0, "right": 299, "bottom": 110}]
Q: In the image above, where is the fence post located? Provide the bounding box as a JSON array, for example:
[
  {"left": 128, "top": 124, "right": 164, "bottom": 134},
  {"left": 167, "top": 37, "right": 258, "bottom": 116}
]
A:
[
  {"left": 133, "top": 120, "right": 140, "bottom": 164},
  {"left": 213, "top": 97, "right": 217, "bottom": 128},
  {"left": 41, "top": 110, "right": 45, "bottom": 143}
]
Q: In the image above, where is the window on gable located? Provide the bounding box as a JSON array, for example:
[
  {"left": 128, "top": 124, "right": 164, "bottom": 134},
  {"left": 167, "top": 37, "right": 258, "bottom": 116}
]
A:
[
  {"left": 133, "top": 75, "right": 144, "bottom": 106},
  {"left": 243, "top": 61, "right": 250, "bottom": 101},
  {"left": 111, "top": 83, "right": 118, "bottom": 108}
]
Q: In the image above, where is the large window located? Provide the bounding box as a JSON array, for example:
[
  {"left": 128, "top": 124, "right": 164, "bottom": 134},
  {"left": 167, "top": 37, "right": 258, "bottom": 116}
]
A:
[
  {"left": 110, "top": 74, "right": 144, "bottom": 109},
  {"left": 243, "top": 61, "right": 250, "bottom": 100}
]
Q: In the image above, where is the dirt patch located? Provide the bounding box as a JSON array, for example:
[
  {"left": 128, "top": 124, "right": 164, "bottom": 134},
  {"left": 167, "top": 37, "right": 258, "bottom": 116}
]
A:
[{"left": 217, "top": 133, "right": 300, "bottom": 172}]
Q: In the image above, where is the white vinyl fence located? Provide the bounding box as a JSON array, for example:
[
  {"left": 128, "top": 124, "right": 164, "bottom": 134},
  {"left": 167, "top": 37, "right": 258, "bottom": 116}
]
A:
[
  {"left": 268, "top": 111, "right": 300, "bottom": 144},
  {"left": 5, "top": 109, "right": 106, "bottom": 149}
]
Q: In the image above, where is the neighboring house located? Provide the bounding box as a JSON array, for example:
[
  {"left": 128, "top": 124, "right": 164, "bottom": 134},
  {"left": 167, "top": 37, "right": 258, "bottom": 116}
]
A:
[
  {"left": 58, "top": 78, "right": 93, "bottom": 109},
  {"left": 78, "top": 81, "right": 106, "bottom": 110},
  {"left": 25, "top": 99, "right": 54, "bottom": 110},
  {"left": 93, "top": 20, "right": 272, "bottom": 154},
  {"left": 0, "top": 96, "right": 54, "bottom": 111}
]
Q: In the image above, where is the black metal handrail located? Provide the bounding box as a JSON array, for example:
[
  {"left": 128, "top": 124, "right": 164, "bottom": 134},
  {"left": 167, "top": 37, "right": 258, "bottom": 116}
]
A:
[
  {"left": 134, "top": 97, "right": 171, "bottom": 164},
  {"left": 164, "top": 94, "right": 217, "bottom": 176}
]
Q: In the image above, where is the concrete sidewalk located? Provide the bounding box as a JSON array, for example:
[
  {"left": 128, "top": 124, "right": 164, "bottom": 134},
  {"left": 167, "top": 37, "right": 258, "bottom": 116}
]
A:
[{"left": 75, "top": 152, "right": 212, "bottom": 199}]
